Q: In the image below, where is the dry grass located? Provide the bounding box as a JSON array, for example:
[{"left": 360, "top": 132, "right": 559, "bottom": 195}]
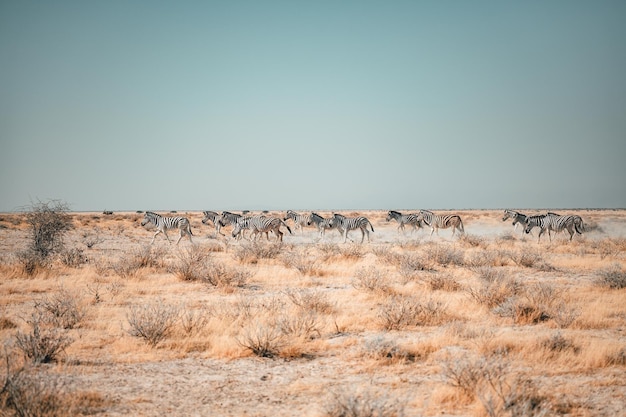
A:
[{"left": 0, "top": 209, "right": 624, "bottom": 416}]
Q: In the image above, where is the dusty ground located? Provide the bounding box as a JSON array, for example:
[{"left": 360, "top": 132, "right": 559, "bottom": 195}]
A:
[{"left": 1, "top": 209, "right": 625, "bottom": 416}]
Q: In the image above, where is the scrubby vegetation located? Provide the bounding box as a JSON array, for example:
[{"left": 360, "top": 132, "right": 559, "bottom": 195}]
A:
[{"left": 0, "top": 209, "right": 624, "bottom": 416}]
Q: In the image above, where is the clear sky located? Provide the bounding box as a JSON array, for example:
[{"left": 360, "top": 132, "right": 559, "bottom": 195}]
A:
[{"left": 1, "top": 1, "right": 625, "bottom": 212}]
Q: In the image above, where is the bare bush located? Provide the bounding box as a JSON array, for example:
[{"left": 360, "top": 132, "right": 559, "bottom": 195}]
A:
[
  {"left": 422, "top": 273, "right": 461, "bottom": 292},
  {"left": 281, "top": 250, "right": 324, "bottom": 276},
  {"left": 59, "top": 248, "right": 89, "bottom": 267},
  {"left": 15, "top": 315, "right": 73, "bottom": 363},
  {"left": 477, "top": 358, "right": 549, "bottom": 417},
  {"left": 324, "top": 388, "right": 405, "bottom": 417},
  {"left": 234, "top": 241, "right": 283, "bottom": 263},
  {"left": 508, "top": 250, "right": 553, "bottom": 271},
  {"left": 442, "top": 354, "right": 485, "bottom": 398},
  {"left": 467, "top": 277, "right": 521, "bottom": 308},
  {"left": 596, "top": 263, "right": 626, "bottom": 289},
  {"left": 277, "top": 309, "right": 322, "bottom": 339},
  {"left": 237, "top": 323, "right": 284, "bottom": 358},
  {"left": 34, "top": 289, "right": 86, "bottom": 329},
  {"left": 202, "top": 261, "right": 250, "bottom": 288},
  {"left": 284, "top": 288, "right": 335, "bottom": 314},
  {"left": 17, "top": 200, "right": 73, "bottom": 275},
  {"left": 422, "top": 244, "right": 464, "bottom": 267},
  {"left": 172, "top": 246, "right": 212, "bottom": 281},
  {"left": 113, "top": 245, "right": 166, "bottom": 278},
  {"left": 352, "top": 266, "right": 390, "bottom": 292},
  {"left": 378, "top": 295, "right": 448, "bottom": 330},
  {"left": 492, "top": 283, "right": 561, "bottom": 325},
  {"left": 180, "top": 307, "right": 211, "bottom": 336},
  {"left": 126, "top": 301, "right": 180, "bottom": 347},
  {"left": 2, "top": 366, "right": 68, "bottom": 417},
  {"left": 540, "top": 332, "right": 580, "bottom": 355}
]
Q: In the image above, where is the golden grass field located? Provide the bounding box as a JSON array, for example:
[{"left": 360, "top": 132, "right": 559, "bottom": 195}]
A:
[{"left": 1, "top": 209, "right": 625, "bottom": 416}]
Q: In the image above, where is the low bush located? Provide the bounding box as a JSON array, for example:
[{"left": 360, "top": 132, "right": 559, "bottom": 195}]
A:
[
  {"left": 126, "top": 301, "right": 180, "bottom": 347},
  {"left": 15, "top": 315, "right": 73, "bottom": 363},
  {"left": 597, "top": 263, "right": 626, "bottom": 289}
]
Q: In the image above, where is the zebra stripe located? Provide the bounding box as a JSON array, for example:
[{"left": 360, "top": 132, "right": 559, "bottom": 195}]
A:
[
  {"left": 309, "top": 212, "right": 338, "bottom": 238},
  {"left": 330, "top": 213, "right": 374, "bottom": 243},
  {"left": 284, "top": 210, "right": 312, "bottom": 234},
  {"left": 416, "top": 210, "right": 464, "bottom": 237},
  {"left": 232, "top": 216, "right": 293, "bottom": 242},
  {"left": 524, "top": 212, "right": 584, "bottom": 242},
  {"left": 386, "top": 210, "right": 423, "bottom": 234},
  {"left": 502, "top": 209, "right": 529, "bottom": 234},
  {"left": 141, "top": 211, "right": 193, "bottom": 244},
  {"left": 202, "top": 211, "right": 225, "bottom": 236}
]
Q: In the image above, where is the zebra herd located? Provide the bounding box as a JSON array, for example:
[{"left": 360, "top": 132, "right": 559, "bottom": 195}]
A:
[{"left": 140, "top": 209, "right": 585, "bottom": 245}]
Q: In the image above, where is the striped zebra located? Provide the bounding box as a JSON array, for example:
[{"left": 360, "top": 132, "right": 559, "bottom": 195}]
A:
[
  {"left": 202, "top": 211, "right": 226, "bottom": 236},
  {"left": 416, "top": 210, "right": 464, "bottom": 237},
  {"left": 329, "top": 213, "right": 374, "bottom": 243},
  {"left": 524, "top": 212, "right": 584, "bottom": 242},
  {"left": 502, "top": 209, "right": 529, "bottom": 234},
  {"left": 284, "top": 210, "right": 312, "bottom": 234},
  {"left": 140, "top": 211, "right": 193, "bottom": 244},
  {"left": 386, "top": 210, "right": 423, "bottom": 234},
  {"left": 232, "top": 216, "right": 293, "bottom": 242},
  {"left": 309, "top": 212, "right": 338, "bottom": 238}
]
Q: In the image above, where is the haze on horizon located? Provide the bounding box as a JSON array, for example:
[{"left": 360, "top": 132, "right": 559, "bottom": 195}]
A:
[{"left": 1, "top": 1, "right": 625, "bottom": 212}]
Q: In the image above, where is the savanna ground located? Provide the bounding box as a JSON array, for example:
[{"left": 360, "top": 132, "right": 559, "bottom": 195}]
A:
[{"left": 1, "top": 209, "right": 625, "bottom": 416}]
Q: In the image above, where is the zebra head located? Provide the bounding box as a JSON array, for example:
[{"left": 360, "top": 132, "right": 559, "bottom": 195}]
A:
[
  {"left": 502, "top": 210, "right": 513, "bottom": 222},
  {"left": 386, "top": 210, "right": 398, "bottom": 222},
  {"left": 524, "top": 215, "right": 542, "bottom": 234},
  {"left": 141, "top": 211, "right": 156, "bottom": 227},
  {"left": 202, "top": 211, "right": 216, "bottom": 224}
]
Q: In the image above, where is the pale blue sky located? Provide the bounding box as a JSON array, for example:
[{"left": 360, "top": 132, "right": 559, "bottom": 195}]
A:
[{"left": 1, "top": 1, "right": 625, "bottom": 211}]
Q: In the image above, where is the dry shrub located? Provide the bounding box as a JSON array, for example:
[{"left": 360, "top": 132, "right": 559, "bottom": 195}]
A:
[
  {"left": 508, "top": 250, "right": 553, "bottom": 270},
  {"left": 477, "top": 358, "right": 549, "bottom": 417},
  {"left": 422, "top": 244, "right": 464, "bottom": 267},
  {"left": 422, "top": 273, "right": 461, "bottom": 292},
  {"left": 2, "top": 367, "right": 70, "bottom": 417},
  {"left": 203, "top": 261, "right": 250, "bottom": 287},
  {"left": 180, "top": 307, "right": 211, "bottom": 336},
  {"left": 492, "top": 283, "right": 562, "bottom": 325},
  {"left": 58, "top": 248, "right": 89, "bottom": 267},
  {"left": 277, "top": 309, "right": 322, "bottom": 339},
  {"left": 361, "top": 336, "right": 433, "bottom": 364},
  {"left": 339, "top": 244, "right": 365, "bottom": 260},
  {"left": 459, "top": 233, "right": 486, "bottom": 248},
  {"left": 465, "top": 250, "right": 509, "bottom": 269},
  {"left": 442, "top": 354, "right": 485, "bottom": 399},
  {"left": 281, "top": 250, "right": 325, "bottom": 276},
  {"left": 284, "top": 288, "right": 335, "bottom": 314},
  {"left": 378, "top": 295, "right": 448, "bottom": 330},
  {"left": 324, "top": 388, "right": 405, "bottom": 417},
  {"left": 126, "top": 300, "right": 180, "bottom": 347},
  {"left": 234, "top": 241, "right": 282, "bottom": 263},
  {"left": 112, "top": 245, "right": 166, "bottom": 278},
  {"left": 17, "top": 200, "right": 73, "bottom": 276},
  {"left": 237, "top": 323, "right": 284, "bottom": 358},
  {"left": 171, "top": 245, "right": 212, "bottom": 281},
  {"left": 15, "top": 315, "right": 73, "bottom": 363},
  {"left": 352, "top": 266, "right": 390, "bottom": 293},
  {"left": 540, "top": 332, "right": 580, "bottom": 356},
  {"left": 473, "top": 266, "right": 508, "bottom": 283},
  {"left": 34, "top": 289, "right": 86, "bottom": 329},
  {"left": 394, "top": 253, "right": 431, "bottom": 283},
  {"left": 596, "top": 263, "right": 626, "bottom": 289},
  {"left": 467, "top": 276, "right": 521, "bottom": 309}
]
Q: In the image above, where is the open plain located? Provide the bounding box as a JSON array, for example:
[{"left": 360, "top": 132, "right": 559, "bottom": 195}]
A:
[{"left": 0, "top": 209, "right": 625, "bottom": 416}]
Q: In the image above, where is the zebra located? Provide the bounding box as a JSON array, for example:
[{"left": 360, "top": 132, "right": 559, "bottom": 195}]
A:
[
  {"left": 502, "top": 209, "right": 529, "bottom": 234},
  {"left": 415, "top": 210, "right": 464, "bottom": 237},
  {"left": 309, "top": 212, "right": 338, "bottom": 238},
  {"left": 202, "top": 211, "right": 226, "bottom": 236},
  {"left": 524, "top": 212, "right": 584, "bottom": 242},
  {"left": 329, "top": 213, "right": 374, "bottom": 243},
  {"left": 140, "top": 211, "right": 193, "bottom": 244},
  {"left": 386, "top": 210, "right": 423, "bottom": 234},
  {"left": 231, "top": 216, "right": 293, "bottom": 242},
  {"left": 284, "top": 210, "right": 312, "bottom": 234}
]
